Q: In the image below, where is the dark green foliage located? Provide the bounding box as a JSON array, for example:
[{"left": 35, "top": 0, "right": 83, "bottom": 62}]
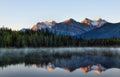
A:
[
  {"left": 87, "top": 38, "right": 120, "bottom": 46},
  {"left": 0, "top": 27, "right": 85, "bottom": 47},
  {"left": 0, "top": 27, "right": 120, "bottom": 47}
]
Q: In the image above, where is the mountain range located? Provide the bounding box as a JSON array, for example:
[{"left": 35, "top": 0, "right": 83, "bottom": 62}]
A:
[{"left": 22, "top": 18, "right": 120, "bottom": 39}]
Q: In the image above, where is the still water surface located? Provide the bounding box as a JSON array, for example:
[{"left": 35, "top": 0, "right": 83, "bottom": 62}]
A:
[{"left": 0, "top": 47, "right": 120, "bottom": 77}]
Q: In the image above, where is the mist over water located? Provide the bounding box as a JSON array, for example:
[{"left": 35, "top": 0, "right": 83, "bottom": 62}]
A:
[
  {"left": 0, "top": 47, "right": 120, "bottom": 77},
  {"left": 1, "top": 47, "right": 120, "bottom": 54}
]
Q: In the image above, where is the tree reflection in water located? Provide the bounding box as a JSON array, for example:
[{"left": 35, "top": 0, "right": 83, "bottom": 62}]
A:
[{"left": 0, "top": 49, "right": 120, "bottom": 74}]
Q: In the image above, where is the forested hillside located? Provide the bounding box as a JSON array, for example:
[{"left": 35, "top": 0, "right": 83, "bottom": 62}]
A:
[{"left": 0, "top": 27, "right": 120, "bottom": 48}]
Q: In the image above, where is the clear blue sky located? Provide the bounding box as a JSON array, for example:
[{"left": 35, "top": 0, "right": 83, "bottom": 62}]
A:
[{"left": 0, "top": 0, "right": 120, "bottom": 30}]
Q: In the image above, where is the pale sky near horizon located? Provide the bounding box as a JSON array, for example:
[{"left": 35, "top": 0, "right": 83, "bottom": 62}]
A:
[{"left": 0, "top": 0, "right": 120, "bottom": 30}]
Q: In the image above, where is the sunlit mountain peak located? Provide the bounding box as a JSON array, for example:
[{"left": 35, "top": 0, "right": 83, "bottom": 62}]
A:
[
  {"left": 47, "top": 20, "right": 56, "bottom": 23},
  {"left": 81, "top": 18, "right": 107, "bottom": 27},
  {"left": 64, "top": 18, "right": 76, "bottom": 23},
  {"left": 95, "top": 18, "right": 102, "bottom": 21}
]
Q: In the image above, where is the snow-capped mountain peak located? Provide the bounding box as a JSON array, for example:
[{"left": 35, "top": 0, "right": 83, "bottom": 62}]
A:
[
  {"left": 81, "top": 18, "right": 107, "bottom": 27},
  {"left": 44, "top": 20, "right": 56, "bottom": 26},
  {"left": 95, "top": 18, "right": 102, "bottom": 21},
  {"left": 32, "top": 20, "right": 56, "bottom": 31},
  {"left": 47, "top": 20, "right": 55, "bottom": 23},
  {"left": 64, "top": 18, "right": 77, "bottom": 23},
  {"left": 81, "top": 18, "right": 92, "bottom": 25},
  {"left": 47, "top": 20, "right": 56, "bottom": 24}
]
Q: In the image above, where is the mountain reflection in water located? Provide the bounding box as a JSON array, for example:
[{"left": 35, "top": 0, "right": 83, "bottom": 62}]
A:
[
  {"left": 0, "top": 48, "right": 120, "bottom": 75},
  {"left": 32, "top": 55, "right": 120, "bottom": 74}
]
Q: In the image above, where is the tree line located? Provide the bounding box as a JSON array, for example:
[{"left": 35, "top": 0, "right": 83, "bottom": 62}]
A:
[{"left": 0, "top": 27, "right": 120, "bottom": 48}]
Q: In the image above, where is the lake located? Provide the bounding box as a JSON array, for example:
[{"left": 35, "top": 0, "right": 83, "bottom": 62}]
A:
[{"left": 0, "top": 47, "right": 120, "bottom": 77}]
